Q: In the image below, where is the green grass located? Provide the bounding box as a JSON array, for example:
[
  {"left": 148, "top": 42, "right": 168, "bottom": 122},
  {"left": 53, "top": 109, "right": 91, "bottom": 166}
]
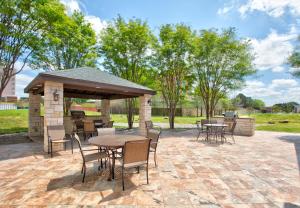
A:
[
  {"left": 0, "top": 109, "right": 28, "bottom": 134},
  {"left": 1, "top": 109, "right": 300, "bottom": 134}
]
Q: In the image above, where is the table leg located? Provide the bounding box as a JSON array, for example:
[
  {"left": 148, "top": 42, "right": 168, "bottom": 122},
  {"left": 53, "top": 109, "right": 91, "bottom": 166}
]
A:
[{"left": 112, "top": 150, "right": 116, "bottom": 180}]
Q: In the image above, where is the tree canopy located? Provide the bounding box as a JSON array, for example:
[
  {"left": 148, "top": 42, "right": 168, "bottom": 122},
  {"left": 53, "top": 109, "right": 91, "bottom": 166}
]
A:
[
  {"left": 154, "top": 24, "right": 194, "bottom": 128},
  {"left": 99, "top": 16, "right": 155, "bottom": 128},
  {"left": 192, "top": 28, "right": 255, "bottom": 118}
]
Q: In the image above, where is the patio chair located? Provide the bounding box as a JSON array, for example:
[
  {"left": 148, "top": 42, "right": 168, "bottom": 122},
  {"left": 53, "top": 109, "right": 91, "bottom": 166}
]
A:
[
  {"left": 47, "top": 125, "right": 73, "bottom": 158},
  {"left": 73, "top": 133, "right": 108, "bottom": 183},
  {"left": 104, "top": 121, "right": 114, "bottom": 128},
  {"left": 121, "top": 138, "right": 151, "bottom": 191},
  {"left": 84, "top": 120, "right": 97, "bottom": 140},
  {"left": 93, "top": 119, "right": 104, "bottom": 128},
  {"left": 222, "top": 121, "right": 237, "bottom": 143},
  {"left": 97, "top": 128, "right": 115, "bottom": 166},
  {"left": 196, "top": 119, "right": 209, "bottom": 140},
  {"left": 147, "top": 129, "right": 161, "bottom": 167},
  {"left": 74, "top": 120, "right": 84, "bottom": 134},
  {"left": 145, "top": 120, "right": 161, "bottom": 136}
]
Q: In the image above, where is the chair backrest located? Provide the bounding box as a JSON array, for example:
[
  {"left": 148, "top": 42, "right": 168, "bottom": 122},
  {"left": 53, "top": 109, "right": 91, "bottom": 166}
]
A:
[
  {"left": 74, "top": 120, "right": 84, "bottom": 130},
  {"left": 93, "top": 119, "right": 103, "bottom": 125},
  {"left": 147, "top": 129, "right": 161, "bottom": 150},
  {"left": 73, "top": 133, "right": 85, "bottom": 161},
  {"left": 231, "top": 121, "right": 237, "bottom": 133},
  {"left": 47, "top": 125, "right": 65, "bottom": 141},
  {"left": 105, "top": 121, "right": 114, "bottom": 128},
  {"left": 210, "top": 120, "right": 217, "bottom": 124},
  {"left": 123, "top": 139, "right": 151, "bottom": 165},
  {"left": 84, "top": 121, "right": 95, "bottom": 132},
  {"left": 201, "top": 119, "right": 209, "bottom": 126},
  {"left": 145, "top": 121, "right": 154, "bottom": 129},
  {"left": 97, "top": 128, "right": 115, "bottom": 136}
]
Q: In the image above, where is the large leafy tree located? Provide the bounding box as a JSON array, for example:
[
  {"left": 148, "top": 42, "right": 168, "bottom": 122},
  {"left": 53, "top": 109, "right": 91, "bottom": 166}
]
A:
[
  {"left": 192, "top": 28, "right": 255, "bottom": 119},
  {"left": 30, "top": 11, "right": 98, "bottom": 71},
  {"left": 154, "top": 24, "right": 194, "bottom": 129},
  {"left": 100, "top": 16, "right": 155, "bottom": 128},
  {"left": 30, "top": 11, "right": 98, "bottom": 115},
  {"left": 0, "top": 0, "right": 65, "bottom": 98}
]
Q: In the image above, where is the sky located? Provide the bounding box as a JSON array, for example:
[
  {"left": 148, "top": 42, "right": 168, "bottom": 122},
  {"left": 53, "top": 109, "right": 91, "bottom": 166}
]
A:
[{"left": 17, "top": 0, "right": 300, "bottom": 106}]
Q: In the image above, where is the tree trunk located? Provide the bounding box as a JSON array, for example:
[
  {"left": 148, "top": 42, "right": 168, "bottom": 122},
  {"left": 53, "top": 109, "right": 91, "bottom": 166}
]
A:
[
  {"left": 200, "top": 107, "right": 203, "bottom": 117},
  {"left": 64, "top": 98, "right": 72, "bottom": 116},
  {"left": 168, "top": 103, "right": 175, "bottom": 129},
  {"left": 125, "top": 98, "right": 135, "bottom": 129},
  {"left": 205, "top": 102, "right": 210, "bottom": 119}
]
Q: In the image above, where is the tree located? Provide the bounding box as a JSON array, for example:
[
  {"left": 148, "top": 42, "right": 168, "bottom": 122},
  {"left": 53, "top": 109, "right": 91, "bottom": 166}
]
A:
[
  {"left": 192, "top": 28, "right": 255, "bottom": 119},
  {"left": 100, "top": 16, "right": 155, "bottom": 128},
  {"left": 154, "top": 24, "right": 194, "bottom": 129},
  {"left": 29, "top": 11, "right": 98, "bottom": 115},
  {"left": 251, "top": 99, "right": 265, "bottom": 110},
  {"left": 30, "top": 11, "right": 98, "bottom": 71},
  {"left": 288, "top": 35, "right": 300, "bottom": 77},
  {"left": 0, "top": 0, "right": 65, "bottom": 98}
]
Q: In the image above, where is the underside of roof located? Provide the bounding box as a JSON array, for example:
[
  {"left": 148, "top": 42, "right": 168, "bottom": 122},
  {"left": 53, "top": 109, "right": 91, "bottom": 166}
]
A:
[{"left": 24, "top": 67, "right": 156, "bottom": 100}]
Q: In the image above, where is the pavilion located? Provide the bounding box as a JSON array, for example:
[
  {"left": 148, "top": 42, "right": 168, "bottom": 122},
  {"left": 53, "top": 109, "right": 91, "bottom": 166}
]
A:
[{"left": 24, "top": 67, "right": 156, "bottom": 152}]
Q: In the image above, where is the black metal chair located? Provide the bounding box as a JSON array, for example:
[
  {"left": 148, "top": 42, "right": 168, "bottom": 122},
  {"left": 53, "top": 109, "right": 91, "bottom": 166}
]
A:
[
  {"left": 73, "top": 133, "right": 108, "bottom": 182},
  {"left": 47, "top": 125, "right": 73, "bottom": 158},
  {"left": 196, "top": 119, "right": 209, "bottom": 140},
  {"left": 222, "top": 121, "right": 237, "bottom": 143}
]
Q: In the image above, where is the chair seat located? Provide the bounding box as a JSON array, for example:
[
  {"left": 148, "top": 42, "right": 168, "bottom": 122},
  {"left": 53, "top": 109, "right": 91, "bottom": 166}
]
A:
[
  {"left": 84, "top": 152, "right": 107, "bottom": 162},
  {"left": 51, "top": 139, "right": 71, "bottom": 143}
]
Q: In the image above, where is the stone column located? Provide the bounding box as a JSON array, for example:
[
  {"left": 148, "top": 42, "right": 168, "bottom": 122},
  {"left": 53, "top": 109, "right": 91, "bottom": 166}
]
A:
[
  {"left": 139, "top": 94, "right": 152, "bottom": 136},
  {"left": 101, "top": 99, "right": 110, "bottom": 123},
  {"left": 43, "top": 81, "right": 64, "bottom": 152},
  {"left": 28, "top": 93, "right": 41, "bottom": 138}
]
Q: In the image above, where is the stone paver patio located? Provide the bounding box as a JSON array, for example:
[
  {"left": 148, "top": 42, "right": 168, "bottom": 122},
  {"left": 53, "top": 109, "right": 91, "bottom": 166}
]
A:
[{"left": 0, "top": 130, "right": 300, "bottom": 207}]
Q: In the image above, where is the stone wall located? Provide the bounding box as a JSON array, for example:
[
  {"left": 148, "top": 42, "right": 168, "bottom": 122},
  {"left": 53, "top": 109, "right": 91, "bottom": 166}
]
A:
[
  {"left": 28, "top": 93, "right": 41, "bottom": 137},
  {"left": 43, "top": 81, "right": 64, "bottom": 152},
  {"left": 213, "top": 117, "right": 255, "bottom": 136},
  {"left": 139, "top": 94, "right": 152, "bottom": 136}
]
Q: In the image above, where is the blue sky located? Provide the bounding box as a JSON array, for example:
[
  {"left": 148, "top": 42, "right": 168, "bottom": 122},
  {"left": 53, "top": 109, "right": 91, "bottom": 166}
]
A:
[{"left": 17, "top": 0, "right": 300, "bottom": 105}]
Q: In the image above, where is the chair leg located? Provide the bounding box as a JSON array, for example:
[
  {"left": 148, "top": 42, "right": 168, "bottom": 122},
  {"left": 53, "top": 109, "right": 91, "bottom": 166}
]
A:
[
  {"left": 82, "top": 166, "right": 86, "bottom": 183},
  {"left": 146, "top": 163, "right": 149, "bottom": 184},
  {"left": 48, "top": 140, "right": 50, "bottom": 154},
  {"left": 50, "top": 142, "right": 53, "bottom": 158},
  {"left": 196, "top": 131, "right": 201, "bottom": 140},
  {"left": 64, "top": 142, "right": 66, "bottom": 151},
  {"left": 137, "top": 166, "right": 140, "bottom": 173},
  {"left": 122, "top": 166, "right": 125, "bottom": 191},
  {"left": 81, "top": 164, "right": 84, "bottom": 174},
  {"left": 154, "top": 151, "right": 157, "bottom": 167},
  {"left": 71, "top": 139, "right": 73, "bottom": 154}
]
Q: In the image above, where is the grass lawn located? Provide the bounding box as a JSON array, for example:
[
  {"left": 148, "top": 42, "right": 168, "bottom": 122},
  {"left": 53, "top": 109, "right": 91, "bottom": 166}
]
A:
[
  {"left": 0, "top": 109, "right": 28, "bottom": 134},
  {"left": 1, "top": 109, "right": 300, "bottom": 134}
]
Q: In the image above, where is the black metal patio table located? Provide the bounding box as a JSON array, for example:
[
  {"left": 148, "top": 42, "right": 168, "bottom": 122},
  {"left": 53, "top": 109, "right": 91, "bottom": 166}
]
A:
[{"left": 203, "top": 123, "right": 228, "bottom": 143}]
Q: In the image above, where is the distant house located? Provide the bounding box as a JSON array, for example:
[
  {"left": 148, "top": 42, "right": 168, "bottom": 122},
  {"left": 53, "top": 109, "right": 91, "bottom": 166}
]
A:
[
  {"left": 261, "top": 107, "right": 273, "bottom": 113},
  {"left": 293, "top": 104, "right": 300, "bottom": 113},
  {"left": 0, "top": 66, "right": 17, "bottom": 102}
]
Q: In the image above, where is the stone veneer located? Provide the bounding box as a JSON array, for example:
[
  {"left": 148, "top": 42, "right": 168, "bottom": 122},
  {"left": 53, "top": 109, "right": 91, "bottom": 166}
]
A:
[
  {"left": 139, "top": 94, "right": 152, "bottom": 136},
  {"left": 43, "top": 81, "right": 64, "bottom": 152},
  {"left": 214, "top": 117, "right": 255, "bottom": 136},
  {"left": 101, "top": 99, "right": 110, "bottom": 122},
  {"left": 28, "top": 93, "right": 41, "bottom": 137}
]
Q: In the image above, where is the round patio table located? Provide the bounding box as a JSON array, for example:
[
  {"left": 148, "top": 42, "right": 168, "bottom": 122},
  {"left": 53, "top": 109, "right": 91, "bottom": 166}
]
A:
[
  {"left": 88, "top": 134, "right": 146, "bottom": 180},
  {"left": 203, "top": 123, "right": 228, "bottom": 143}
]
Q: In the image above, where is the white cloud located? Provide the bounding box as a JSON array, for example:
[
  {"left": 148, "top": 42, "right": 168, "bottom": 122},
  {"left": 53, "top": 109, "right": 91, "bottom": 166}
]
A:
[
  {"left": 16, "top": 73, "right": 36, "bottom": 97},
  {"left": 84, "top": 15, "right": 107, "bottom": 35},
  {"left": 217, "top": 6, "right": 233, "bottom": 15},
  {"left": 250, "top": 27, "right": 298, "bottom": 72},
  {"left": 60, "top": 0, "right": 107, "bottom": 35},
  {"left": 239, "top": 79, "right": 300, "bottom": 105},
  {"left": 60, "top": 0, "right": 81, "bottom": 14},
  {"left": 239, "top": 0, "right": 300, "bottom": 18}
]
